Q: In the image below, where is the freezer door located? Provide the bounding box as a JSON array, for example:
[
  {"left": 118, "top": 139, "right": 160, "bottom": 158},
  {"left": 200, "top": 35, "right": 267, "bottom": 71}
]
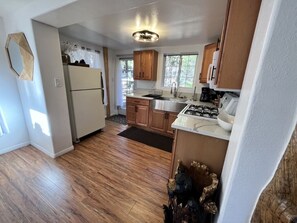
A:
[
  {"left": 68, "top": 65, "right": 102, "bottom": 90},
  {"left": 71, "top": 89, "right": 105, "bottom": 139}
]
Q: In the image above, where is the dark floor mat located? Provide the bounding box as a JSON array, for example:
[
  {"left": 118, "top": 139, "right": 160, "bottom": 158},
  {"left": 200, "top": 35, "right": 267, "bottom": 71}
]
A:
[
  {"left": 118, "top": 127, "right": 173, "bottom": 153},
  {"left": 106, "top": 115, "right": 127, "bottom": 125}
]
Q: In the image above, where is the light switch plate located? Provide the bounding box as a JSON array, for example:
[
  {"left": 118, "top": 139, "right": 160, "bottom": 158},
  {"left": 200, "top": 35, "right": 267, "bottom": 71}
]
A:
[{"left": 54, "top": 77, "right": 63, "bottom": 87}]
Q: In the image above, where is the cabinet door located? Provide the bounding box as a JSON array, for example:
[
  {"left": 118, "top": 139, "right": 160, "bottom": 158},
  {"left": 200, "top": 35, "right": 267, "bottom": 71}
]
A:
[
  {"left": 126, "top": 104, "right": 136, "bottom": 124},
  {"left": 200, "top": 43, "right": 217, "bottom": 83},
  {"left": 216, "top": 0, "right": 261, "bottom": 89},
  {"left": 133, "top": 50, "right": 158, "bottom": 81},
  {"left": 133, "top": 51, "right": 142, "bottom": 80},
  {"left": 135, "top": 105, "right": 149, "bottom": 127},
  {"left": 166, "top": 113, "right": 178, "bottom": 135},
  {"left": 149, "top": 109, "right": 167, "bottom": 132},
  {"left": 142, "top": 50, "right": 153, "bottom": 80}
]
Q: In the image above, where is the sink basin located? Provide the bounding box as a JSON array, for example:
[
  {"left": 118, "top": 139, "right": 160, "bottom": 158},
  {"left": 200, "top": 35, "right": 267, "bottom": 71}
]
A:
[
  {"left": 168, "top": 97, "right": 187, "bottom": 103},
  {"left": 151, "top": 99, "right": 187, "bottom": 113}
]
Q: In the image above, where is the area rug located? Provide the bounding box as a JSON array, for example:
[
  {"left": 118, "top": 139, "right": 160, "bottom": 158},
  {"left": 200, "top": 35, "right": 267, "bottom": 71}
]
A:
[
  {"left": 105, "top": 115, "right": 127, "bottom": 125},
  {"left": 118, "top": 127, "right": 173, "bottom": 152}
]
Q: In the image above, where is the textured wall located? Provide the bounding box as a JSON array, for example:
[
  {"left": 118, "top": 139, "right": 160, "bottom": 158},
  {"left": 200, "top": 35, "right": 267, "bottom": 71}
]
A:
[{"left": 252, "top": 125, "right": 297, "bottom": 222}]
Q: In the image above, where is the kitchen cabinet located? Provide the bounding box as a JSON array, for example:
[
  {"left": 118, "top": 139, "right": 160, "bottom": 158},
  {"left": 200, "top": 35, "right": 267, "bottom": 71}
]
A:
[
  {"left": 170, "top": 129, "right": 229, "bottom": 178},
  {"left": 133, "top": 50, "right": 158, "bottom": 81},
  {"left": 199, "top": 43, "right": 217, "bottom": 83},
  {"left": 149, "top": 110, "right": 178, "bottom": 137},
  {"left": 166, "top": 113, "right": 178, "bottom": 135},
  {"left": 126, "top": 97, "right": 150, "bottom": 127},
  {"left": 215, "top": 0, "right": 261, "bottom": 89}
]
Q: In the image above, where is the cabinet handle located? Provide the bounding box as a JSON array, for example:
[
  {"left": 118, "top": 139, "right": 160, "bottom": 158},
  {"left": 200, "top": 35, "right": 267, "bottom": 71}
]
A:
[
  {"left": 211, "top": 66, "right": 216, "bottom": 80},
  {"left": 135, "top": 106, "right": 138, "bottom": 112}
]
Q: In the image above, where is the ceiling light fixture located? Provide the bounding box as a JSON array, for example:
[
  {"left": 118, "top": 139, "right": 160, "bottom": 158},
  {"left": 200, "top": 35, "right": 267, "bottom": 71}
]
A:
[{"left": 132, "top": 30, "right": 159, "bottom": 43}]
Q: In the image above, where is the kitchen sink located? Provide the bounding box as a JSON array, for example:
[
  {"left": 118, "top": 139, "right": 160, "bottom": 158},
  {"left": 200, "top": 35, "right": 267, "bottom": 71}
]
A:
[
  {"left": 142, "top": 94, "right": 187, "bottom": 102},
  {"left": 151, "top": 99, "right": 187, "bottom": 113}
]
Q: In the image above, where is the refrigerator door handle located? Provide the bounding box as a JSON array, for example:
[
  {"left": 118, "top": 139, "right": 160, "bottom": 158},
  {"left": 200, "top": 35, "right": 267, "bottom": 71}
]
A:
[
  {"left": 100, "top": 72, "right": 105, "bottom": 105},
  {"left": 101, "top": 89, "right": 104, "bottom": 104}
]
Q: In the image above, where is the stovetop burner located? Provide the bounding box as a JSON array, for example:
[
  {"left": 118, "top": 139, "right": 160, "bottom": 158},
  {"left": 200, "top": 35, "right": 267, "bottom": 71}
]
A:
[{"left": 183, "top": 105, "right": 219, "bottom": 120}]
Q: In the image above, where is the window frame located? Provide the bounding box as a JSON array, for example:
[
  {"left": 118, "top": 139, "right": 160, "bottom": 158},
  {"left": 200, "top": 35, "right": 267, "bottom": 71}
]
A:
[
  {"left": 162, "top": 53, "right": 199, "bottom": 90},
  {"left": 119, "top": 57, "right": 134, "bottom": 108}
]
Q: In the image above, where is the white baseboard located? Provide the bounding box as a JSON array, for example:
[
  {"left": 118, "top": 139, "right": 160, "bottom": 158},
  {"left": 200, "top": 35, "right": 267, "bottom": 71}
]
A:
[
  {"left": 31, "top": 142, "right": 74, "bottom": 158},
  {"left": 53, "top": 145, "right": 74, "bottom": 158},
  {"left": 31, "top": 142, "right": 55, "bottom": 158},
  {"left": 0, "top": 141, "right": 30, "bottom": 155},
  {"left": 0, "top": 141, "right": 74, "bottom": 159}
]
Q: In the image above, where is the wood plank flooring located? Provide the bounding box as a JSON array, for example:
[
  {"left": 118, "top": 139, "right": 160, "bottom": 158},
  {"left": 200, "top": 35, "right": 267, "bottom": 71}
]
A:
[{"left": 0, "top": 121, "right": 171, "bottom": 222}]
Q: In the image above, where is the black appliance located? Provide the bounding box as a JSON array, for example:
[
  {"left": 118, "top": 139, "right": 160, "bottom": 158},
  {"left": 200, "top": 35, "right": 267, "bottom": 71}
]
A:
[{"left": 200, "top": 87, "right": 211, "bottom": 102}]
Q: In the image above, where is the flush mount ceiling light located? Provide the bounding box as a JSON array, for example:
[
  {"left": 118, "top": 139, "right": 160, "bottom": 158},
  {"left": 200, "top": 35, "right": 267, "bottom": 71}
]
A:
[{"left": 132, "top": 30, "right": 159, "bottom": 43}]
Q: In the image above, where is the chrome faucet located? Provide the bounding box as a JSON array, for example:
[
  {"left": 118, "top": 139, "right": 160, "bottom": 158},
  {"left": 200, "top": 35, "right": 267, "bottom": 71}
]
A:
[{"left": 171, "top": 82, "right": 178, "bottom": 98}]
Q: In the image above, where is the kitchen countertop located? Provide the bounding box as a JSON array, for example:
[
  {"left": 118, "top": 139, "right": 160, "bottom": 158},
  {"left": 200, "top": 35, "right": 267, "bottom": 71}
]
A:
[
  {"left": 126, "top": 93, "right": 231, "bottom": 140},
  {"left": 126, "top": 93, "right": 154, "bottom": 100},
  {"left": 172, "top": 116, "right": 230, "bottom": 141}
]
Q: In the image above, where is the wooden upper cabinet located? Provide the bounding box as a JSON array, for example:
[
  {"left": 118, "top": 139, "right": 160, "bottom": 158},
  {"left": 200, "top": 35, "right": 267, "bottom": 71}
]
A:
[
  {"left": 216, "top": 0, "right": 262, "bottom": 90},
  {"left": 133, "top": 50, "right": 158, "bottom": 81},
  {"left": 133, "top": 51, "right": 142, "bottom": 79},
  {"left": 199, "top": 43, "right": 217, "bottom": 83}
]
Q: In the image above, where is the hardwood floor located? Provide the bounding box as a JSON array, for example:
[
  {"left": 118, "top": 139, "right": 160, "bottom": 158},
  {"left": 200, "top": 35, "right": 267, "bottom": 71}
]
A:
[{"left": 0, "top": 121, "right": 171, "bottom": 222}]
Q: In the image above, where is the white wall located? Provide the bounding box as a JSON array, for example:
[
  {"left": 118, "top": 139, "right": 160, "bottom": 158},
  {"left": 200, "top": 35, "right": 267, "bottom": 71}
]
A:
[
  {"left": 108, "top": 49, "right": 117, "bottom": 116},
  {"left": 115, "top": 44, "right": 208, "bottom": 94},
  {"left": 217, "top": 0, "right": 297, "bottom": 222},
  {"left": 2, "top": 0, "right": 76, "bottom": 157},
  {"left": 0, "top": 17, "right": 29, "bottom": 153},
  {"left": 3, "top": 17, "right": 55, "bottom": 155},
  {"left": 32, "top": 21, "right": 73, "bottom": 156}
]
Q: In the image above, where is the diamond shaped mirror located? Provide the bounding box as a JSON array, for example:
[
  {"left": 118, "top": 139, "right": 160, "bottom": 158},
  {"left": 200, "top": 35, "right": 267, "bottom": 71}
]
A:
[{"left": 5, "top": 32, "right": 34, "bottom": 80}]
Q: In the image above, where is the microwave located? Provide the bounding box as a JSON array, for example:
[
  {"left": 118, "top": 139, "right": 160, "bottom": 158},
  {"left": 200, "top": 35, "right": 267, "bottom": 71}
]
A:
[{"left": 207, "top": 50, "right": 220, "bottom": 89}]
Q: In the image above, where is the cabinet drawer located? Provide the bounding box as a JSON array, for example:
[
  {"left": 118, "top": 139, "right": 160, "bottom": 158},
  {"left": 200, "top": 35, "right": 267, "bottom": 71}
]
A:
[{"left": 127, "top": 97, "right": 150, "bottom": 106}]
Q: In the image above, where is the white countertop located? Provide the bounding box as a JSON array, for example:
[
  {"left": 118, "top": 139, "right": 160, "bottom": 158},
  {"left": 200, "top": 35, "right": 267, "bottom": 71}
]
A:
[
  {"left": 126, "top": 93, "right": 154, "bottom": 100},
  {"left": 172, "top": 116, "right": 230, "bottom": 141}
]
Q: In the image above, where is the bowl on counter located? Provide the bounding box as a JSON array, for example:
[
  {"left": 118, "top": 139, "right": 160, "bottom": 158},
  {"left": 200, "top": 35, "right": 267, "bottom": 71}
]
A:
[{"left": 217, "top": 111, "right": 235, "bottom": 131}]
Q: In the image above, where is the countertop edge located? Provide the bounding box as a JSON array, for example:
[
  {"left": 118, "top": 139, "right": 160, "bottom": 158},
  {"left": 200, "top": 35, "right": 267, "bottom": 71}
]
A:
[{"left": 172, "top": 117, "right": 230, "bottom": 141}]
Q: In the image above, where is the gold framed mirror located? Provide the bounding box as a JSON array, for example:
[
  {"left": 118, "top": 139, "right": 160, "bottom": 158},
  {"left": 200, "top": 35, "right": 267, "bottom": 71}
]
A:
[{"left": 5, "top": 32, "right": 34, "bottom": 80}]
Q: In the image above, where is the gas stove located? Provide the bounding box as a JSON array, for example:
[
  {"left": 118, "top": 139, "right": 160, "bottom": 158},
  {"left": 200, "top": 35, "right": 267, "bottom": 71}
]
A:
[{"left": 179, "top": 104, "right": 219, "bottom": 121}]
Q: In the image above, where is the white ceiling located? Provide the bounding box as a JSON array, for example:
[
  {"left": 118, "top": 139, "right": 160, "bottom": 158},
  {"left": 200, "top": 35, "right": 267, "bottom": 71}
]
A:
[
  {"left": 23, "top": 0, "right": 228, "bottom": 50},
  {"left": 0, "top": 0, "right": 38, "bottom": 16}
]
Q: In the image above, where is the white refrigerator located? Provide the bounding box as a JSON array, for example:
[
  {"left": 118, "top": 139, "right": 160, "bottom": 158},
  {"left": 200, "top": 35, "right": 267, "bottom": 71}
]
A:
[{"left": 64, "top": 65, "right": 105, "bottom": 142}]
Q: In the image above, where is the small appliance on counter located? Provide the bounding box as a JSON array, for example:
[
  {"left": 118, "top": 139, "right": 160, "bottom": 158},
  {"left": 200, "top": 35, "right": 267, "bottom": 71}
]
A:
[
  {"left": 219, "top": 92, "right": 239, "bottom": 116},
  {"left": 199, "top": 87, "right": 210, "bottom": 102}
]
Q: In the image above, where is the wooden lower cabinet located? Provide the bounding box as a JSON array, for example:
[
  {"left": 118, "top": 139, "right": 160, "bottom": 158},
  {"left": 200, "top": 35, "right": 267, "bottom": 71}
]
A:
[
  {"left": 126, "top": 97, "right": 178, "bottom": 137},
  {"left": 166, "top": 113, "right": 178, "bottom": 135},
  {"left": 170, "top": 129, "right": 229, "bottom": 178},
  {"left": 135, "top": 105, "right": 149, "bottom": 127},
  {"left": 149, "top": 109, "right": 178, "bottom": 137},
  {"left": 126, "top": 97, "right": 150, "bottom": 127},
  {"left": 126, "top": 105, "right": 136, "bottom": 124},
  {"left": 149, "top": 110, "right": 167, "bottom": 132}
]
